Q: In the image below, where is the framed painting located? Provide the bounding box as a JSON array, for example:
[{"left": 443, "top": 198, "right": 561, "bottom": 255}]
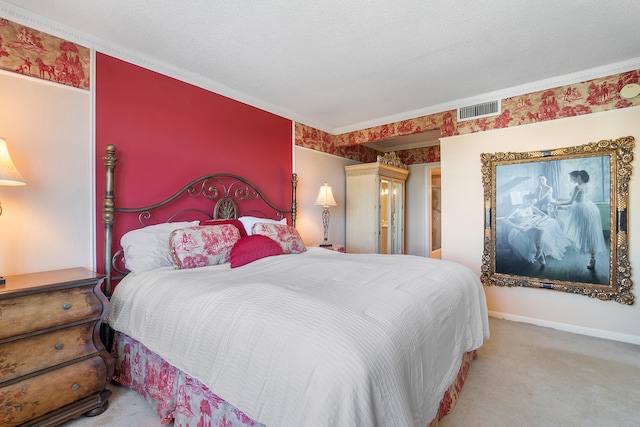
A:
[{"left": 480, "top": 136, "right": 634, "bottom": 304}]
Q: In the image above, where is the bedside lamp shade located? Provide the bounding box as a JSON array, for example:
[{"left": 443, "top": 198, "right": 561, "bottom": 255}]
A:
[
  {"left": 314, "top": 182, "right": 337, "bottom": 247},
  {"left": 0, "top": 137, "right": 26, "bottom": 186},
  {"left": 0, "top": 137, "right": 26, "bottom": 284},
  {"left": 314, "top": 182, "right": 337, "bottom": 207}
]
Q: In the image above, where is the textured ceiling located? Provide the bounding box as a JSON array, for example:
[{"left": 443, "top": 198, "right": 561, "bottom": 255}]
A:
[{"left": 4, "top": 0, "right": 640, "bottom": 134}]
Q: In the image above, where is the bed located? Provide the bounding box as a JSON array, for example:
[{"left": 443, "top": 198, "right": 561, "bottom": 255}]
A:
[{"left": 101, "top": 144, "right": 490, "bottom": 427}]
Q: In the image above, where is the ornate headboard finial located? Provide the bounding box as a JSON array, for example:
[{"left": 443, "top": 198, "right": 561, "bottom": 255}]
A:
[
  {"left": 103, "top": 144, "right": 117, "bottom": 167},
  {"left": 103, "top": 144, "right": 118, "bottom": 296},
  {"left": 291, "top": 173, "right": 298, "bottom": 227},
  {"left": 102, "top": 145, "right": 117, "bottom": 226}
]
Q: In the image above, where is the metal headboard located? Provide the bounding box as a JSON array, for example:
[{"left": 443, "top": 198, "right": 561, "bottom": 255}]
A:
[{"left": 102, "top": 144, "right": 297, "bottom": 297}]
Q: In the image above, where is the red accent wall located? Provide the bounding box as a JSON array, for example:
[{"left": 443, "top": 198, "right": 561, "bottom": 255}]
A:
[{"left": 95, "top": 53, "right": 292, "bottom": 273}]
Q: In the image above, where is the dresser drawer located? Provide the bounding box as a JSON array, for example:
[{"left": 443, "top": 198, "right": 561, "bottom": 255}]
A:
[
  {"left": 0, "top": 285, "right": 102, "bottom": 339},
  {"left": 0, "top": 323, "right": 97, "bottom": 383},
  {"left": 0, "top": 356, "right": 108, "bottom": 426}
]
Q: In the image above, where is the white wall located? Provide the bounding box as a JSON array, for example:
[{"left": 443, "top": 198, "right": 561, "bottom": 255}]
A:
[
  {"left": 442, "top": 106, "right": 640, "bottom": 344},
  {"left": 405, "top": 164, "right": 427, "bottom": 256},
  {"left": 406, "top": 163, "right": 441, "bottom": 257},
  {"left": 0, "top": 70, "right": 92, "bottom": 276},
  {"left": 294, "top": 146, "right": 358, "bottom": 247}
]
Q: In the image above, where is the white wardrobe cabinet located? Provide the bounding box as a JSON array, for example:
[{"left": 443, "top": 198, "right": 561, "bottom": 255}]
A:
[{"left": 345, "top": 161, "right": 409, "bottom": 254}]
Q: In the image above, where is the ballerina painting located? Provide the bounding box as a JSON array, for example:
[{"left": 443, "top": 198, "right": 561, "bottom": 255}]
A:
[{"left": 481, "top": 136, "right": 634, "bottom": 304}]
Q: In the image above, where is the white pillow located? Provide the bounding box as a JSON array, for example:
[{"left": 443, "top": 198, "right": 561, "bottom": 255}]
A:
[
  {"left": 238, "top": 216, "right": 286, "bottom": 235},
  {"left": 120, "top": 221, "right": 199, "bottom": 274}
]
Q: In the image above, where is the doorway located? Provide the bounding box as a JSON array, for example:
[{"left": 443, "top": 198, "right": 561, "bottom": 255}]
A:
[{"left": 426, "top": 166, "right": 441, "bottom": 258}]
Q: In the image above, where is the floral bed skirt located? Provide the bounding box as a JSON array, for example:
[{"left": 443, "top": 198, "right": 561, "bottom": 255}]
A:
[{"left": 110, "top": 331, "right": 476, "bottom": 427}]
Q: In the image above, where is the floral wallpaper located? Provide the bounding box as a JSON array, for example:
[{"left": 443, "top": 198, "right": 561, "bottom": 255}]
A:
[
  {"left": 460, "top": 70, "right": 639, "bottom": 134},
  {"left": 2, "top": 16, "right": 637, "bottom": 165},
  {"left": 0, "top": 18, "right": 90, "bottom": 90},
  {"left": 294, "top": 124, "right": 381, "bottom": 163},
  {"left": 296, "top": 70, "right": 640, "bottom": 165}
]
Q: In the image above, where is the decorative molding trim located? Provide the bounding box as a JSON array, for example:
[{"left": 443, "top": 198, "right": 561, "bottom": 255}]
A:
[
  {"left": 0, "top": 12, "right": 91, "bottom": 89},
  {"left": 0, "top": 67, "right": 85, "bottom": 92},
  {"left": 376, "top": 151, "right": 407, "bottom": 170},
  {"left": 0, "top": 3, "right": 93, "bottom": 46},
  {"left": 3, "top": 1, "right": 640, "bottom": 144},
  {"left": 488, "top": 310, "right": 640, "bottom": 346},
  {"left": 334, "top": 57, "right": 640, "bottom": 135},
  {"left": 0, "top": 1, "right": 324, "bottom": 131}
]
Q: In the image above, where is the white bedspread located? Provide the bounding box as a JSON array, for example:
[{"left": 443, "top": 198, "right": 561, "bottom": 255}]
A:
[{"left": 107, "top": 248, "right": 489, "bottom": 427}]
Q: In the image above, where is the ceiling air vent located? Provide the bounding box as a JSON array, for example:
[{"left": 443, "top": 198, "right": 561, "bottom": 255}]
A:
[{"left": 457, "top": 100, "right": 501, "bottom": 122}]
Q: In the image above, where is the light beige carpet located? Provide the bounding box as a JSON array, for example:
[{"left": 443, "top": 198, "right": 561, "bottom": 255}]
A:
[
  {"left": 61, "top": 383, "right": 166, "bottom": 427},
  {"left": 63, "top": 317, "right": 640, "bottom": 426},
  {"left": 440, "top": 317, "right": 640, "bottom": 427}
]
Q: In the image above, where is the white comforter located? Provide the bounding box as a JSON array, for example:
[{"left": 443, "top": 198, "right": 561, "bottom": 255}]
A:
[{"left": 107, "top": 247, "right": 489, "bottom": 427}]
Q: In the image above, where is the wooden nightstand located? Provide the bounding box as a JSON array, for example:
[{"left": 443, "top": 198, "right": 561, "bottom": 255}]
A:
[
  {"left": 0, "top": 268, "right": 114, "bottom": 426},
  {"left": 313, "top": 244, "right": 345, "bottom": 253}
]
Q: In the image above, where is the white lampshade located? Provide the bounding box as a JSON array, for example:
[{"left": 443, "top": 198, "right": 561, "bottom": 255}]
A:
[
  {"left": 314, "top": 182, "right": 337, "bottom": 207},
  {"left": 0, "top": 137, "right": 26, "bottom": 186}
]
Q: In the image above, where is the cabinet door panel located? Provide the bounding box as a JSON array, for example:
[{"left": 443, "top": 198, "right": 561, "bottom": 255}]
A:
[
  {"left": 393, "top": 181, "right": 404, "bottom": 254},
  {"left": 380, "top": 179, "right": 391, "bottom": 254}
]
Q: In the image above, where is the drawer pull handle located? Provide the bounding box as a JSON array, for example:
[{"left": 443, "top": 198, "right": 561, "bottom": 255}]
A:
[
  {"left": 71, "top": 383, "right": 80, "bottom": 391},
  {"left": 55, "top": 343, "right": 64, "bottom": 350},
  {"left": 62, "top": 303, "right": 72, "bottom": 310}
]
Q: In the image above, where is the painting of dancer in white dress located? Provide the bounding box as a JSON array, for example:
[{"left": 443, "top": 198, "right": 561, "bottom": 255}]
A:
[
  {"left": 481, "top": 137, "right": 635, "bottom": 304},
  {"left": 494, "top": 156, "right": 610, "bottom": 285}
]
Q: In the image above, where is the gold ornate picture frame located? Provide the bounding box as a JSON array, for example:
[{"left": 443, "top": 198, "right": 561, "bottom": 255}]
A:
[{"left": 480, "top": 136, "right": 634, "bottom": 304}]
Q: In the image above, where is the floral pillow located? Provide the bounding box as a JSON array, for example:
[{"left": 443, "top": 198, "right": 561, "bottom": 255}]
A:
[
  {"left": 230, "top": 235, "right": 284, "bottom": 268},
  {"left": 200, "top": 218, "right": 247, "bottom": 237},
  {"left": 238, "top": 216, "right": 286, "bottom": 235},
  {"left": 169, "top": 224, "right": 241, "bottom": 269},
  {"left": 251, "top": 223, "right": 306, "bottom": 254}
]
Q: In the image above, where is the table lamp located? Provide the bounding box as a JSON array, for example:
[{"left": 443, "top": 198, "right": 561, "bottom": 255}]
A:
[
  {"left": 314, "top": 181, "right": 337, "bottom": 247},
  {"left": 0, "top": 137, "right": 27, "bottom": 284}
]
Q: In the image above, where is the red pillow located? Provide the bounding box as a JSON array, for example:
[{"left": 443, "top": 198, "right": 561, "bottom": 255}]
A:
[
  {"left": 201, "top": 219, "right": 247, "bottom": 237},
  {"left": 230, "top": 235, "right": 284, "bottom": 268}
]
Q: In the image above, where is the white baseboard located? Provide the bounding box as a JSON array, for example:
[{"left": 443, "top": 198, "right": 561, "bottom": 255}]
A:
[{"left": 488, "top": 310, "right": 640, "bottom": 346}]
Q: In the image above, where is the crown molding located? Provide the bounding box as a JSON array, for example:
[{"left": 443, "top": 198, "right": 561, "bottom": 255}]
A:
[
  {"left": 333, "top": 57, "right": 640, "bottom": 135},
  {"left": 2, "top": 2, "right": 638, "bottom": 137},
  {"left": 0, "top": 1, "right": 334, "bottom": 132},
  {"left": 0, "top": 2, "right": 92, "bottom": 46}
]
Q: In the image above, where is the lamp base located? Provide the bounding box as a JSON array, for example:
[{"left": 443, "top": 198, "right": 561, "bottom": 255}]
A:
[{"left": 319, "top": 207, "right": 333, "bottom": 249}]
